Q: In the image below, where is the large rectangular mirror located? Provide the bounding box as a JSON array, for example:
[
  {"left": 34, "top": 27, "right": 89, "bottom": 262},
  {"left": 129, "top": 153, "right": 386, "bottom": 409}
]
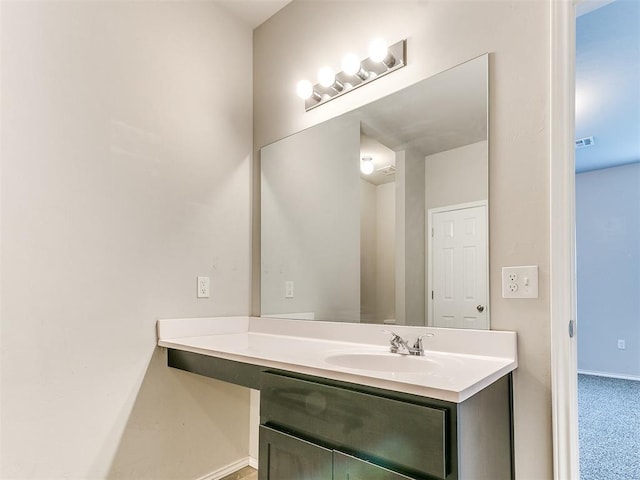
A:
[{"left": 260, "top": 54, "right": 489, "bottom": 328}]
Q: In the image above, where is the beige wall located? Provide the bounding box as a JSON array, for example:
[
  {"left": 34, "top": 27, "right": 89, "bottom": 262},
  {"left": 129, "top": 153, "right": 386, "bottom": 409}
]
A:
[
  {"left": 360, "top": 179, "right": 378, "bottom": 322},
  {"left": 1, "top": 2, "right": 253, "bottom": 478},
  {"left": 396, "top": 148, "right": 427, "bottom": 326},
  {"left": 360, "top": 179, "right": 396, "bottom": 324},
  {"left": 261, "top": 116, "right": 361, "bottom": 321},
  {"left": 254, "top": 1, "right": 552, "bottom": 478},
  {"left": 426, "top": 140, "right": 489, "bottom": 210},
  {"left": 376, "top": 182, "right": 396, "bottom": 323}
]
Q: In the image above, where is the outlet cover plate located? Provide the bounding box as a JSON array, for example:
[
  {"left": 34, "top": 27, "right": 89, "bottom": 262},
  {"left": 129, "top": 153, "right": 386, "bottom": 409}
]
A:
[
  {"left": 197, "top": 276, "right": 210, "bottom": 298},
  {"left": 285, "top": 280, "right": 294, "bottom": 298},
  {"left": 502, "top": 266, "right": 539, "bottom": 298}
]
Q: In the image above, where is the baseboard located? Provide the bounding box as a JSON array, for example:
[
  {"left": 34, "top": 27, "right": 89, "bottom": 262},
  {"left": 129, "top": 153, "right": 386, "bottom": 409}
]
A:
[
  {"left": 248, "top": 457, "right": 259, "bottom": 469},
  {"left": 578, "top": 369, "right": 640, "bottom": 382},
  {"left": 195, "top": 457, "right": 253, "bottom": 480}
]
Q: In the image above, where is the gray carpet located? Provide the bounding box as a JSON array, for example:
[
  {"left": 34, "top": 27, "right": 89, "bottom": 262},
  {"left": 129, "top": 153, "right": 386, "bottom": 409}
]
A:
[{"left": 578, "top": 374, "right": 640, "bottom": 480}]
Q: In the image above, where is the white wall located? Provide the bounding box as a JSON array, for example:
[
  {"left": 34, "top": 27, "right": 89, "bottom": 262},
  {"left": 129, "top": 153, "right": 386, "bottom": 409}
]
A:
[
  {"left": 1, "top": 2, "right": 253, "bottom": 478},
  {"left": 576, "top": 163, "right": 640, "bottom": 378},
  {"left": 254, "top": 2, "right": 552, "bottom": 478}
]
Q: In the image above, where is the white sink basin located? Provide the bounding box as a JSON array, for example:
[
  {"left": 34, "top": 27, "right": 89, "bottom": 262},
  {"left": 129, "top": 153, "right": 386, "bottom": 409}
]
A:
[{"left": 324, "top": 352, "right": 444, "bottom": 373}]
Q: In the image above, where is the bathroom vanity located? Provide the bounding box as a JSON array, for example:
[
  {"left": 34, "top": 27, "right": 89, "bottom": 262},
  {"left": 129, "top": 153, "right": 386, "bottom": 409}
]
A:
[
  {"left": 258, "top": 370, "right": 512, "bottom": 480},
  {"left": 158, "top": 316, "right": 517, "bottom": 480}
]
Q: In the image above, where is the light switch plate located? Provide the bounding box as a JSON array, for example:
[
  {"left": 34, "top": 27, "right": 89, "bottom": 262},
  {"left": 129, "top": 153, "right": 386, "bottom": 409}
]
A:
[{"left": 502, "top": 266, "right": 538, "bottom": 298}]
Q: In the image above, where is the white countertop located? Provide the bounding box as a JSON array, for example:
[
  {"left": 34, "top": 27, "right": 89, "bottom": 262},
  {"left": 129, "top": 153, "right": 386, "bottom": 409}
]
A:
[{"left": 157, "top": 316, "right": 518, "bottom": 403}]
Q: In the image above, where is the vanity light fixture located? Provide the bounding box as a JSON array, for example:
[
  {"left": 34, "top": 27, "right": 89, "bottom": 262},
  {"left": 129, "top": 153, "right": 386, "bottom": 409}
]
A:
[
  {"left": 369, "top": 38, "right": 397, "bottom": 68},
  {"left": 360, "top": 156, "right": 375, "bottom": 175},
  {"left": 342, "top": 53, "right": 370, "bottom": 81},
  {"left": 296, "top": 38, "right": 407, "bottom": 111},
  {"left": 317, "top": 66, "right": 344, "bottom": 92},
  {"left": 296, "top": 80, "right": 321, "bottom": 102}
]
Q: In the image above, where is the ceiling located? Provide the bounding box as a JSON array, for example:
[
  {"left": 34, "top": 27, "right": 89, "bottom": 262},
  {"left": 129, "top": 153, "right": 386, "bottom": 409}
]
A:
[
  {"left": 575, "top": 0, "right": 640, "bottom": 173},
  {"left": 353, "top": 55, "right": 487, "bottom": 158},
  {"left": 353, "top": 55, "right": 487, "bottom": 186},
  {"left": 216, "top": 0, "right": 291, "bottom": 29},
  {"left": 345, "top": 55, "right": 488, "bottom": 185}
]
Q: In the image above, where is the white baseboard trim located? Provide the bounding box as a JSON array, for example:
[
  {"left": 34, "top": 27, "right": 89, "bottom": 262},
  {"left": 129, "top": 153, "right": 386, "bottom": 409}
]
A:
[
  {"left": 248, "top": 457, "right": 259, "bottom": 469},
  {"left": 195, "top": 457, "right": 253, "bottom": 480},
  {"left": 578, "top": 369, "right": 640, "bottom": 382}
]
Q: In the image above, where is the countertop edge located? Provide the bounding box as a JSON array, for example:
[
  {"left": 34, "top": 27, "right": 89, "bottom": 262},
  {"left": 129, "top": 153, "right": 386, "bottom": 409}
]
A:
[{"left": 158, "top": 338, "right": 516, "bottom": 403}]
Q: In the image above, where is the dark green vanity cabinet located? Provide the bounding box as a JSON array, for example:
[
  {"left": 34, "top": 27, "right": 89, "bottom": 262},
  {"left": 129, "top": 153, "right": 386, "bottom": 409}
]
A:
[
  {"left": 166, "top": 349, "right": 513, "bottom": 480},
  {"left": 259, "top": 426, "right": 333, "bottom": 479},
  {"left": 259, "top": 371, "right": 513, "bottom": 480},
  {"left": 259, "top": 426, "right": 416, "bottom": 480},
  {"left": 334, "top": 451, "right": 418, "bottom": 480}
]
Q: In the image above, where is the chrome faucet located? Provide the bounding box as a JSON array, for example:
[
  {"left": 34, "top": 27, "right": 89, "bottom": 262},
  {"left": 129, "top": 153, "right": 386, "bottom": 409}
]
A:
[{"left": 384, "top": 331, "right": 434, "bottom": 356}]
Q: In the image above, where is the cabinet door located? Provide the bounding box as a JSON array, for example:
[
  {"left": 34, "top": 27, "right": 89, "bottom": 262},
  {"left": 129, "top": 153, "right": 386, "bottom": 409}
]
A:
[
  {"left": 259, "top": 426, "right": 332, "bottom": 480},
  {"left": 261, "top": 372, "right": 448, "bottom": 479},
  {"left": 333, "top": 451, "right": 418, "bottom": 480}
]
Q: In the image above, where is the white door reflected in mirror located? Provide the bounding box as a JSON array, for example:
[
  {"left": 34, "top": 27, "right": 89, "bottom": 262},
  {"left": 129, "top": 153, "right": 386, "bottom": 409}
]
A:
[{"left": 429, "top": 202, "right": 488, "bottom": 329}]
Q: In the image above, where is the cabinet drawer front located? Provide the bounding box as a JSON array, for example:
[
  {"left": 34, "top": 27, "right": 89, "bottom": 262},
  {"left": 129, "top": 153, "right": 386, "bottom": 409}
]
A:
[
  {"left": 259, "top": 426, "right": 333, "bottom": 480},
  {"left": 260, "top": 372, "right": 448, "bottom": 479},
  {"left": 334, "top": 451, "right": 418, "bottom": 480}
]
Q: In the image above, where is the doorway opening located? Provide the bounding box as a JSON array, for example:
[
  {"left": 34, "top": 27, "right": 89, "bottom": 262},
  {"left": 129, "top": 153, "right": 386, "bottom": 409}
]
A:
[{"left": 575, "top": 1, "right": 640, "bottom": 478}]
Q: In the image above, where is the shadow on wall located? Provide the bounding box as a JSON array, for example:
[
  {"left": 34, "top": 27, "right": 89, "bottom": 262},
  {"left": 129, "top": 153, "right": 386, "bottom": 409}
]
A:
[{"left": 106, "top": 348, "right": 250, "bottom": 480}]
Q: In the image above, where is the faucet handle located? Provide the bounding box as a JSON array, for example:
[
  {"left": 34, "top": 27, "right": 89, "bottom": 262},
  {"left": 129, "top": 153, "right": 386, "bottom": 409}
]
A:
[
  {"left": 383, "top": 329, "right": 400, "bottom": 339},
  {"left": 383, "top": 330, "right": 402, "bottom": 346},
  {"left": 383, "top": 330, "right": 409, "bottom": 354},
  {"left": 413, "top": 333, "right": 435, "bottom": 351}
]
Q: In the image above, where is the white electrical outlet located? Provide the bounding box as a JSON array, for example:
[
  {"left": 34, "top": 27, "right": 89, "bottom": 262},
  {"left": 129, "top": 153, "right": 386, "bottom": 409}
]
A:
[
  {"left": 197, "top": 276, "right": 210, "bottom": 298},
  {"left": 618, "top": 339, "right": 626, "bottom": 350},
  {"left": 285, "top": 281, "right": 294, "bottom": 298},
  {"left": 502, "top": 266, "right": 539, "bottom": 298}
]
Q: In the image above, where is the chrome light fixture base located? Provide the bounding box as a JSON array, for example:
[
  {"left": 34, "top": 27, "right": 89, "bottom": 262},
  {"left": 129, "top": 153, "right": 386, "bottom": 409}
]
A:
[{"left": 303, "top": 39, "right": 407, "bottom": 111}]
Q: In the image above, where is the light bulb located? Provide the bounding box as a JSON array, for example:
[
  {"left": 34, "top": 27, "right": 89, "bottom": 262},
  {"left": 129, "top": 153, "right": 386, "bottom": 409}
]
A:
[
  {"left": 369, "top": 38, "right": 388, "bottom": 63},
  {"left": 317, "top": 66, "right": 336, "bottom": 88},
  {"left": 341, "top": 53, "right": 362, "bottom": 76},
  {"left": 360, "top": 157, "right": 374, "bottom": 175},
  {"left": 296, "top": 80, "right": 314, "bottom": 100}
]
